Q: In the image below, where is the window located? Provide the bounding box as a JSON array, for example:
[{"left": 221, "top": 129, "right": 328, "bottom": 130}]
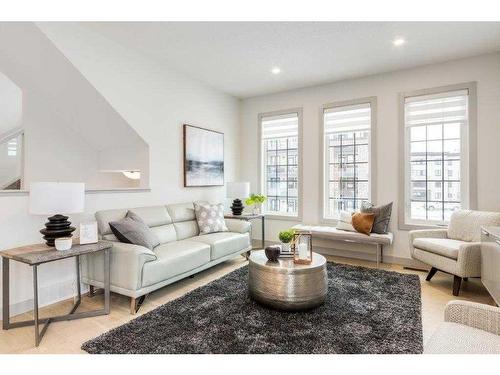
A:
[
  {"left": 7, "top": 137, "right": 18, "bottom": 156},
  {"left": 260, "top": 110, "right": 301, "bottom": 217},
  {"left": 322, "top": 99, "right": 375, "bottom": 220},
  {"left": 402, "top": 85, "right": 476, "bottom": 226}
]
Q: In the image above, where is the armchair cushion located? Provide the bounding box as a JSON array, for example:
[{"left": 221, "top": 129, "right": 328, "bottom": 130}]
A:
[
  {"left": 424, "top": 322, "right": 500, "bottom": 354},
  {"left": 425, "top": 301, "right": 500, "bottom": 354},
  {"left": 413, "top": 238, "right": 465, "bottom": 260}
]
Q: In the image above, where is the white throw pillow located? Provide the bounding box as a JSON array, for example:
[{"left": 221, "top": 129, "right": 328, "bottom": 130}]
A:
[
  {"left": 194, "top": 203, "right": 228, "bottom": 235},
  {"left": 336, "top": 210, "right": 356, "bottom": 232}
]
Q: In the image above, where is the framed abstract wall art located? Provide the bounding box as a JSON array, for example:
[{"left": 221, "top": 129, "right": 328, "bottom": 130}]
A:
[{"left": 183, "top": 124, "right": 224, "bottom": 187}]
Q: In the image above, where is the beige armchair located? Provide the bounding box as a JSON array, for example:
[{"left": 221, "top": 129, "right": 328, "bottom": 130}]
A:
[
  {"left": 409, "top": 210, "right": 500, "bottom": 295},
  {"left": 425, "top": 300, "right": 500, "bottom": 354}
]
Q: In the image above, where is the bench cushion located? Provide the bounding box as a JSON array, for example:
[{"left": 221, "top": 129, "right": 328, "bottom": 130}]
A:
[{"left": 293, "top": 224, "right": 393, "bottom": 245}]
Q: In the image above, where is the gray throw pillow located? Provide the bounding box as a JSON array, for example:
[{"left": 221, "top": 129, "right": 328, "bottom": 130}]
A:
[
  {"left": 194, "top": 202, "right": 228, "bottom": 235},
  {"left": 109, "top": 211, "right": 160, "bottom": 250},
  {"left": 361, "top": 202, "right": 393, "bottom": 234}
]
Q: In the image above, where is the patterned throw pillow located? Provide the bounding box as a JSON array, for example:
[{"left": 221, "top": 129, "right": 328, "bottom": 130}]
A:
[{"left": 194, "top": 203, "right": 228, "bottom": 235}]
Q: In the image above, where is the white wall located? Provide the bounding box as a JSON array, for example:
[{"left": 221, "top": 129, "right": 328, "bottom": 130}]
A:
[
  {"left": 240, "top": 53, "right": 500, "bottom": 263},
  {"left": 0, "top": 23, "right": 149, "bottom": 190},
  {"left": 0, "top": 23, "right": 241, "bottom": 318}
]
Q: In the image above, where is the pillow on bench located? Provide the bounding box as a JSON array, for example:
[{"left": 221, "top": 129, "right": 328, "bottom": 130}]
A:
[
  {"left": 361, "top": 202, "right": 393, "bottom": 234},
  {"left": 336, "top": 211, "right": 356, "bottom": 232}
]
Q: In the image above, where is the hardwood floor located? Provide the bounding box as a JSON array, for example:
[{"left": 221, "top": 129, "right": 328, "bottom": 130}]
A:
[{"left": 0, "top": 254, "right": 495, "bottom": 354}]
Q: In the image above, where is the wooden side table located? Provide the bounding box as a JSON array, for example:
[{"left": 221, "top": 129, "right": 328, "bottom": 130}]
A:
[
  {"left": 224, "top": 213, "right": 265, "bottom": 254},
  {"left": 1, "top": 240, "right": 112, "bottom": 346}
]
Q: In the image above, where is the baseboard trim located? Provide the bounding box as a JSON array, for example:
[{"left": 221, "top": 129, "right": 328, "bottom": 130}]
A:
[
  {"left": 0, "top": 278, "right": 89, "bottom": 320},
  {"left": 252, "top": 239, "right": 429, "bottom": 269}
]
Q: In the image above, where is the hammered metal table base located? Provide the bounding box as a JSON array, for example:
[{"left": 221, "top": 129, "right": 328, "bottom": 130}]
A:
[{"left": 248, "top": 250, "right": 328, "bottom": 311}]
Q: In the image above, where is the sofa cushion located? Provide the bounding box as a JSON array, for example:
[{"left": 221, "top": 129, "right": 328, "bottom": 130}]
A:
[
  {"left": 190, "top": 232, "right": 250, "bottom": 260},
  {"left": 109, "top": 211, "right": 160, "bottom": 250},
  {"left": 141, "top": 240, "right": 210, "bottom": 287},
  {"left": 413, "top": 237, "right": 465, "bottom": 260},
  {"left": 447, "top": 210, "right": 500, "bottom": 242},
  {"left": 166, "top": 202, "right": 196, "bottom": 222},
  {"left": 424, "top": 322, "right": 500, "bottom": 354},
  {"left": 174, "top": 220, "right": 200, "bottom": 240},
  {"left": 128, "top": 206, "right": 172, "bottom": 227},
  {"left": 150, "top": 224, "right": 177, "bottom": 244}
]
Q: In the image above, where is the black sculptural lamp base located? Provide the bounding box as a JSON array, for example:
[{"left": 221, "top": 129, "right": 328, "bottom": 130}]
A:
[
  {"left": 230, "top": 199, "right": 244, "bottom": 215},
  {"left": 40, "top": 214, "right": 76, "bottom": 247}
]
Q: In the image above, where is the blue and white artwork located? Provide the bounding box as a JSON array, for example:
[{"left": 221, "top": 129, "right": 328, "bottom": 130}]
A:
[{"left": 183, "top": 124, "right": 224, "bottom": 186}]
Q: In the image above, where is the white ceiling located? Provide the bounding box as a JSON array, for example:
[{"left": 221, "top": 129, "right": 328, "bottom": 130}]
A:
[{"left": 81, "top": 22, "right": 500, "bottom": 98}]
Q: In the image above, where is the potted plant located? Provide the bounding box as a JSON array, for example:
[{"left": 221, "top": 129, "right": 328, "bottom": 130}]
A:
[
  {"left": 278, "top": 229, "right": 295, "bottom": 253},
  {"left": 245, "top": 194, "right": 267, "bottom": 215}
]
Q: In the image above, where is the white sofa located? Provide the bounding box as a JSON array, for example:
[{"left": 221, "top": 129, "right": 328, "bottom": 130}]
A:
[
  {"left": 81, "top": 202, "right": 252, "bottom": 313},
  {"left": 409, "top": 210, "right": 500, "bottom": 296},
  {"left": 425, "top": 300, "right": 500, "bottom": 354}
]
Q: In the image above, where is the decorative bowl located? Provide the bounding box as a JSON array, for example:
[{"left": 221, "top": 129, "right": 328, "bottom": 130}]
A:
[
  {"left": 264, "top": 245, "right": 281, "bottom": 261},
  {"left": 55, "top": 237, "right": 73, "bottom": 251}
]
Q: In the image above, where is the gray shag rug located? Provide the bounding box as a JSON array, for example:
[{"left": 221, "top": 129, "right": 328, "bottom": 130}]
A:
[{"left": 82, "top": 263, "right": 422, "bottom": 354}]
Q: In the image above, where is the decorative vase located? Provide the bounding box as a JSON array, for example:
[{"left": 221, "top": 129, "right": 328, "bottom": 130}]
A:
[
  {"left": 281, "top": 242, "right": 291, "bottom": 253},
  {"left": 265, "top": 245, "right": 281, "bottom": 261},
  {"left": 252, "top": 203, "right": 262, "bottom": 215}
]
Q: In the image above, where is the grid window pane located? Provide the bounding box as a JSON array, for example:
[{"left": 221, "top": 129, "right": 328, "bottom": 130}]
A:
[
  {"left": 411, "top": 161, "right": 426, "bottom": 181},
  {"left": 444, "top": 123, "right": 460, "bottom": 139},
  {"left": 324, "top": 103, "right": 371, "bottom": 219},
  {"left": 410, "top": 141, "right": 426, "bottom": 161},
  {"left": 405, "top": 89, "right": 468, "bottom": 224},
  {"left": 446, "top": 160, "right": 460, "bottom": 179},
  {"left": 261, "top": 113, "right": 299, "bottom": 216}
]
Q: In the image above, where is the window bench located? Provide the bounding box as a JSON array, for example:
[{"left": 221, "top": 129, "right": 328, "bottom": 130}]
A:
[{"left": 292, "top": 224, "right": 394, "bottom": 267}]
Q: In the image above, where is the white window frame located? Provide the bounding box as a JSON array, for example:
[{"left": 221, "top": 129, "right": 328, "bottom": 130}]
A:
[
  {"left": 258, "top": 108, "right": 303, "bottom": 221},
  {"left": 398, "top": 82, "right": 477, "bottom": 230},
  {"left": 319, "top": 97, "right": 377, "bottom": 223}
]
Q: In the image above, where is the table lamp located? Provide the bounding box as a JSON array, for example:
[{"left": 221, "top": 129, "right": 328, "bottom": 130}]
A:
[
  {"left": 226, "top": 182, "right": 250, "bottom": 215},
  {"left": 29, "top": 182, "right": 85, "bottom": 246}
]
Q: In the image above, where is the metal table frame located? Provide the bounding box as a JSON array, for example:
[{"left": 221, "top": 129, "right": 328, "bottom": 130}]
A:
[{"left": 2, "top": 249, "right": 111, "bottom": 347}]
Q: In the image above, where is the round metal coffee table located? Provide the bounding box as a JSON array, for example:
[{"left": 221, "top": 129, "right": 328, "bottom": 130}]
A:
[{"left": 248, "top": 250, "right": 327, "bottom": 311}]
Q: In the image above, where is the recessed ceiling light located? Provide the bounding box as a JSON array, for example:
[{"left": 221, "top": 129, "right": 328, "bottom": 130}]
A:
[
  {"left": 393, "top": 38, "right": 406, "bottom": 47},
  {"left": 271, "top": 67, "right": 281, "bottom": 74}
]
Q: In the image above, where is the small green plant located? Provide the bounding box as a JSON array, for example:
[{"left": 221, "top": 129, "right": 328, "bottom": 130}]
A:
[
  {"left": 278, "top": 229, "right": 295, "bottom": 243},
  {"left": 245, "top": 193, "right": 267, "bottom": 206}
]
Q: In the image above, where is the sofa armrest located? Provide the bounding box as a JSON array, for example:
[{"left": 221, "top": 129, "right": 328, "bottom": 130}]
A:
[
  {"left": 445, "top": 300, "right": 500, "bottom": 335},
  {"left": 81, "top": 242, "right": 157, "bottom": 292},
  {"left": 225, "top": 218, "right": 251, "bottom": 234},
  {"left": 409, "top": 229, "right": 448, "bottom": 257}
]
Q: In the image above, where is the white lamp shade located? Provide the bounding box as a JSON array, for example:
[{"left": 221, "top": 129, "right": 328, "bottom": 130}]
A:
[
  {"left": 29, "top": 182, "right": 85, "bottom": 215},
  {"left": 226, "top": 182, "right": 250, "bottom": 199}
]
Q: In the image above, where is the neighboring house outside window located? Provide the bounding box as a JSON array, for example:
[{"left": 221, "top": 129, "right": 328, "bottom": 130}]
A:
[
  {"left": 259, "top": 110, "right": 302, "bottom": 218},
  {"left": 321, "top": 98, "right": 376, "bottom": 220},
  {"left": 400, "top": 83, "right": 477, "bottom": 227}
]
